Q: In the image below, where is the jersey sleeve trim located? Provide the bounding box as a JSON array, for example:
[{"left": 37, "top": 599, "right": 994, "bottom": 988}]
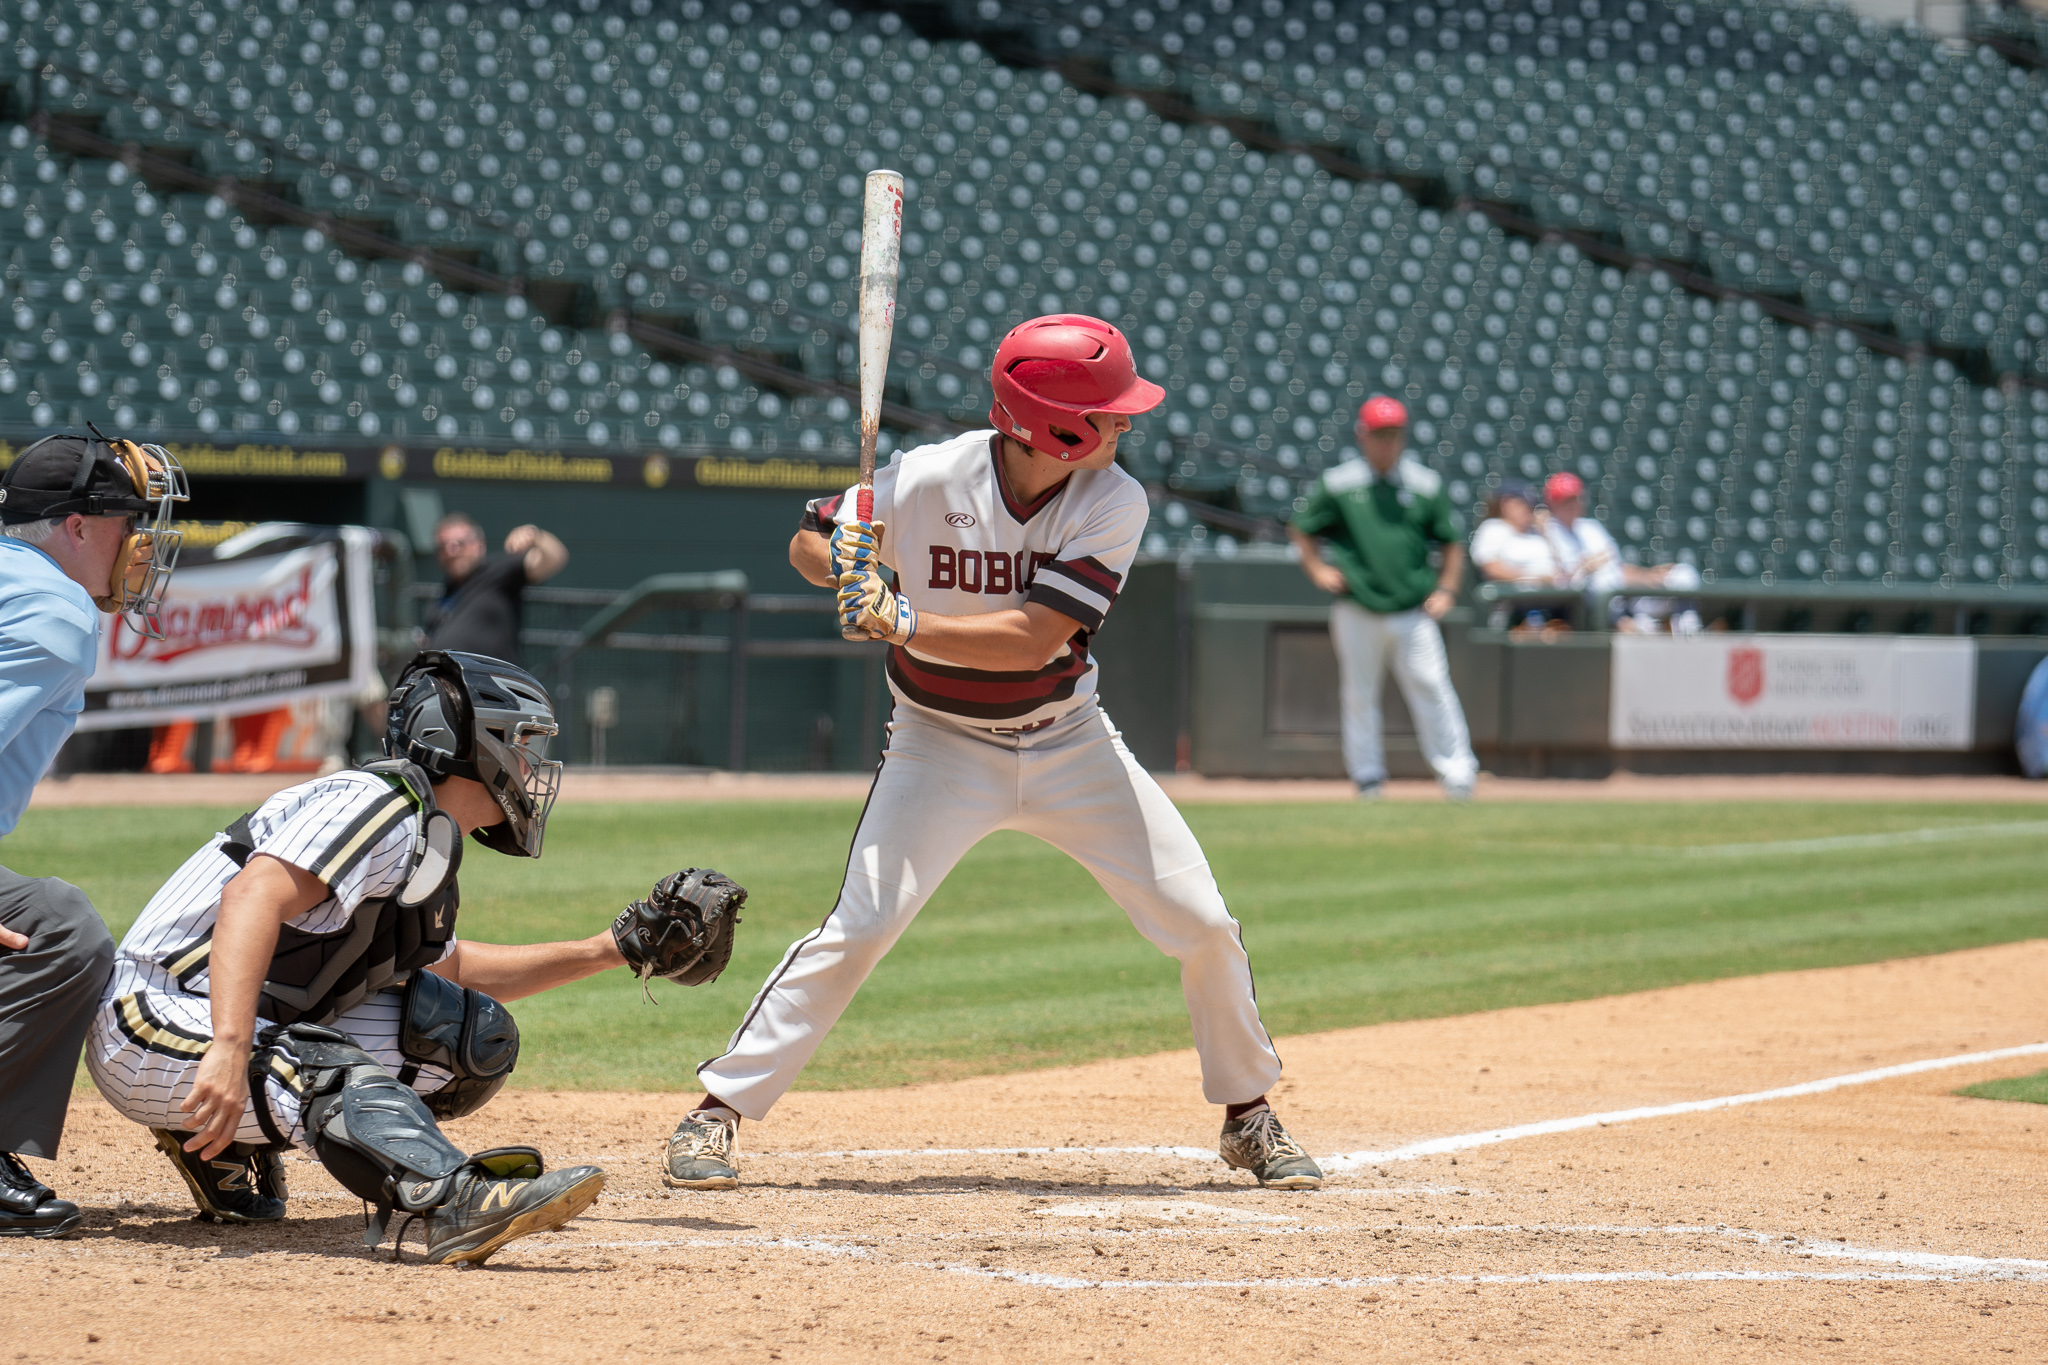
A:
[
  {"left": 271, "top": 784, "right": 418, "bottom": 888},
  {"left": 798, "top": 492, "right": 846, "bottom": 536},
  {"left": 1026, "top": 555, "right": 1123, "bottom": 633}
]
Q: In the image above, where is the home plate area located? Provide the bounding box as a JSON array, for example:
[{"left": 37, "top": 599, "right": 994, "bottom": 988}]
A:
[{"left": 13, "top": 948, "right": 2048, "bottom": 1362}]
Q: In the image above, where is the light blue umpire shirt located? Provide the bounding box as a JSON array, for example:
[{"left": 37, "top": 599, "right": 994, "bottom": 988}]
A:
[{"left": 0, "top": 537, "right": 102, "bottom": 838}]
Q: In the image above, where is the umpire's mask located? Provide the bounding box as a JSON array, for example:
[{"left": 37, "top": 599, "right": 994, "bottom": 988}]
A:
[{"left": 0, "top": 432, "right": 190, "bottom": 638}]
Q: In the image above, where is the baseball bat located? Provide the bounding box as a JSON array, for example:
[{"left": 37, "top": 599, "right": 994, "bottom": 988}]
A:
[{"left": 855, "top": 168, "right": 904, "bottom": 525}]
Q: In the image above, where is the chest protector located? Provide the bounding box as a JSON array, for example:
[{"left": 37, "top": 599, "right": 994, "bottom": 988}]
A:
[{"left": 205, "top": 760, "right": 463, "bottom": 1027}]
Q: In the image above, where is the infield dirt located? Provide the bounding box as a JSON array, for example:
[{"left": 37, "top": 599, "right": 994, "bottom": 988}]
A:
[{"left": 8, "top": 940, "right": 2047, "bottom": 1363}]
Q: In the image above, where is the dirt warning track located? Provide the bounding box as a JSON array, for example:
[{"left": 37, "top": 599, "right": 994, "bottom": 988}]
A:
[{"left": 9, "top": 941, "right": 2048, "bottom": 1362}]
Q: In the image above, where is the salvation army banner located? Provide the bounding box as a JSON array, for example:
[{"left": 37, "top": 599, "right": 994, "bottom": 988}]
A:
[
  {"left": 75, "top": 526, "right": 380, "bottom": 730},
  {"left": 1609, "top": 634, "right": 1976, "bottom": 751}
]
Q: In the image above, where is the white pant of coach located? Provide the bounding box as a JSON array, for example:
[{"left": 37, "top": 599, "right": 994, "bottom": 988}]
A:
[
  {"left": 698, "top": 702, "right": 1284, "bottom": 1119},
  {"left": 1329, "top": 599, "right": 1478, "bottom": 790}
]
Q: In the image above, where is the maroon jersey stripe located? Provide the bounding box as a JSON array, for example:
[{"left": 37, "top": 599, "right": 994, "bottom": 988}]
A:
[
  {"left": 1045, "top": 554, "right": 1122, "bottom": 597},
  {"left": 886, "top": 643, "right": 1090, "bottom": 720}
]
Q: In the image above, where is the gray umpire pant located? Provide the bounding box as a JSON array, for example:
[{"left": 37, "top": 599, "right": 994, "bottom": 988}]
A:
[{"left": 0, "top": 866, "right": 114, "bottom": 1158}]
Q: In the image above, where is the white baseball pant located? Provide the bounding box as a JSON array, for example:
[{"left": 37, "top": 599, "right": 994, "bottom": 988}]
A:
[
  {"left": 86, "top": 975, "right": 453, "bottom": 1148},
  {"left": 698, "top": 702, "right": 1284, "bottom": 1120},
  {"left": 1328, "top": 599, "right": 1478, "bottom": 789}
]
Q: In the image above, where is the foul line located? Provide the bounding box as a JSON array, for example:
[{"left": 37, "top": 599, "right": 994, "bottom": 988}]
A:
[
  {"left": 1514, "top": 819, "right": 2048, "bottom": 859},
  {"left": 1673, "top": 820, "right": 2048, "bottom": 858},
  {"left": 757, "top": 1040, "right": 2048, "bottom": 1174},
  {"left": 1321, "top": 1039, "right": 2048, "bottom": 1172}
]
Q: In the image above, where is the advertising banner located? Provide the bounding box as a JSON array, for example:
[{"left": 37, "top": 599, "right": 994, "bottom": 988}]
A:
[
  {"left": 75, "top": 526, "right": 380, "bottom": 731},
  {"left": 1610, "top": 634, "right": 1976, "bottom": 750}
]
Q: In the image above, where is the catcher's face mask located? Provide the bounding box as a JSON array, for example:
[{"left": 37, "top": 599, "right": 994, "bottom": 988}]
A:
[{"left": 472, "top": 718, "right": 562, "bottom": 860}]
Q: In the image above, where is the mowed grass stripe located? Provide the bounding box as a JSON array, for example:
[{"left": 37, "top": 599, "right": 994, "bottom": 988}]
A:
[{"left": 6, "top": 799, "right": 2043, "bottom": 1093}]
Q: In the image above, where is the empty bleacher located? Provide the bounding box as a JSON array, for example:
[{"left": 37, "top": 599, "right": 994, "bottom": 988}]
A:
[{"left": 0, "top": 0, "right": 2043, "bottom": 588}]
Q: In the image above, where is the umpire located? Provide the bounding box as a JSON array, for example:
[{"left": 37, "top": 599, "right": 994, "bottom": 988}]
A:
[
  {"left": 0, "top": 434, "right": 188, "bottom": 1237},
  {"left": 1286, "top": 397, "right": 1479, "bottom": 801}
]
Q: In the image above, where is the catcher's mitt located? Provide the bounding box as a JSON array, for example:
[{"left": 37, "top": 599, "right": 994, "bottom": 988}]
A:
[{"left": 611, "top": 868, "right": 745, "bottom": 998}]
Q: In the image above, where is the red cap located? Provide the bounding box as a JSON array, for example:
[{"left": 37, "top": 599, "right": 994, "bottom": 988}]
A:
[
  {"left": 1359, "top": 395, "right": 1407, "bottom": 430},
  {"left": 1544, "top": 472, "right": 1585, "bottom": 504}
]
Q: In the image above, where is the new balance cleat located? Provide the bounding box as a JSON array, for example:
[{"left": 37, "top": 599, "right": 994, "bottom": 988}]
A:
[
  {"left": 151, "top": 1129, "right": 288, "bottom": 1223},
  {"left": 420, "top": 1160, "right": 606, "bottom": 1266}
]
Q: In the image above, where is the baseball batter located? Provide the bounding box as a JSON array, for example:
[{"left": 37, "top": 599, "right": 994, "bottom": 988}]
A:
[{"left": 665, "top": 315, "right": 1321, "bottom": 1192}]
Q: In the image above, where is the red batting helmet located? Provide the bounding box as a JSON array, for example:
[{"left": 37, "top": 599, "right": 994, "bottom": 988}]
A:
[
  {"left": 1359, "top": 395, "right": 1407, "bottom": 430},
  {"left": 989, "top": 315, "right": 1165, "bottom": 462}
]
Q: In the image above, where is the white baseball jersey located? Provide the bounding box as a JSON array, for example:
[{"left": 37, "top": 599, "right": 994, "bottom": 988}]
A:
[
  {"left": 802, "top": 429, "right": 1149, "bottom": 729},
  {"left": 87, "top": 771, "right": 455, "bottom": 1145}
]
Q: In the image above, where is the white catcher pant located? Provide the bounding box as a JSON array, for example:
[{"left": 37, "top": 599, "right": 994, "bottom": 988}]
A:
[
  {"left": 1329, "top": 600, "right": 1478, "bottom": 789},
  {"left": 86, "top": 973, "right": 453, "bottom": 1149},
  {"left": 699, "top": 702, "right": 1284, "bottom": 1119}
]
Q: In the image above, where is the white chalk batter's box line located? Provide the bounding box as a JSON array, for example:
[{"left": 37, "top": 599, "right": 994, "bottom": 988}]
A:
[
  {"left": 13, "top": 1221, "right": 2046, "bottom": 1287},
  {"left": 750, "top": 1037, "right": 2048, "bottom": 1172},
  {"left": 559, "top": 1223, "right": 2048, "bottom": 1287}
]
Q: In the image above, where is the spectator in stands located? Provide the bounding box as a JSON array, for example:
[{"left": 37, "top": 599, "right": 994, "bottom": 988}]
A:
[
  {"left": 1287, "top": 396, "right": 1478, "bottom": 802},
  {"left": 1470, "top": 480, "right": 1565, "bottom": 586},
  {"left": 1537, "top": 473, "right": 1701, "bottom": 633},
  {"left": 422, "top": 514, "right": 569, "bottom": 664}
]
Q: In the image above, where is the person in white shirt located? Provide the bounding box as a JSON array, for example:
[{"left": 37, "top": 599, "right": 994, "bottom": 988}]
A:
[
  {"left": 1537, "top": 473, "right": 1700, "bottom": 633},
  {"left": 1470, "top": 480, "right": 1565, "bottom": 586}
]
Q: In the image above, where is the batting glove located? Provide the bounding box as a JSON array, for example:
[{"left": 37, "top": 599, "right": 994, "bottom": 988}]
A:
[
  {"left": 836, "top": 564, "right": 917, "bottom": 645},
  {"left": 829, "top": 520, "right": 884, "bottom": 585}
]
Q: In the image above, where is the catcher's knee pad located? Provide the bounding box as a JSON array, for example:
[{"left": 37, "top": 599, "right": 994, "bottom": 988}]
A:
[
  {"left": 264, "top": 1022, "right": 468, "bottom": 1213},
  {"left": 396, "top": 971, "right": 519, "bottom": 1121}
]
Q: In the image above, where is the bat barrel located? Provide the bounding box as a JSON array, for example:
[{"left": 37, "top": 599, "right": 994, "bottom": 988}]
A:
[{"left": 857, "top": 168, "right": 905, "bottom": 513}]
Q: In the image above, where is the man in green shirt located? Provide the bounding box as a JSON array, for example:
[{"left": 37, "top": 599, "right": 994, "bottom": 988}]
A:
[{"left": 1286, "top": 397, "right": 1477, "bottom": 800}]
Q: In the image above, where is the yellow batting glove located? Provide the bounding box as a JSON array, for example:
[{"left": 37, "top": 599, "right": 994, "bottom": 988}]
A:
[
  {"left": 836, "top": 564, "right": 917, "bottom": 645},
  {"left": 829, "top": 520, "right": 885, "bottom": 585}
]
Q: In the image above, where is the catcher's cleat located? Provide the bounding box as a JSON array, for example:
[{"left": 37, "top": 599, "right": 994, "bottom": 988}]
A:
[
  {"left": 662, "top": 1109, "right": 740, "bottom": 1190},
  {"left": 0, "top": 1152, "right": 83, "bottom": 1238},
  {"left": 418, "top": 1161, "right": 606, "bottom": 1267},
  {"left": 1218, "top": 1106, "right": 1324, "bottom": 1190},
  {"left": 150, "top": 1129, "right": 288, "bottom": 1223}
]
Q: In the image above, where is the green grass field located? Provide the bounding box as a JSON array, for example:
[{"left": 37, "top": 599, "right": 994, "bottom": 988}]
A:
[
  {"left": 8, "top": 800, "right": 2045, "bottom": 1092},
  {"left": 1956, "top": 1069, "right": 2048, "bottom": 1105}
]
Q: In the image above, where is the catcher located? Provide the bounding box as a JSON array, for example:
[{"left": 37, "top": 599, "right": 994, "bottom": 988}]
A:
[{"left": 85, "top": 651, "right": 743, "bottom": 1265}]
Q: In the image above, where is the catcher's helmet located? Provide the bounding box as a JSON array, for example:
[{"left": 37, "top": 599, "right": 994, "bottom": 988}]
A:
[
  {"left": 386, "top": 651, "right": 562, "bottom": 858},
  {"left": 0, "top": 432, "right": 190, "bottom": 638},
  {"left": 988, "top": 314, "right": 1164, "bottom": 463}
]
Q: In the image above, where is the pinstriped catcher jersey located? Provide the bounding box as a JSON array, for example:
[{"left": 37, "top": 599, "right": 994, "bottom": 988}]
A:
[
  {"left": 110, "top": 770, "right": 450, "bottom": 1003},
  {"left": 801, "top": 429, "right": 1149, "bottom": 729}
]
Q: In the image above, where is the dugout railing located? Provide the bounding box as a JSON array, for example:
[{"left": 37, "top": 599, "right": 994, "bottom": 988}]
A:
[{"left": 399, "top": 577, "right": 882, "bottom": 773}]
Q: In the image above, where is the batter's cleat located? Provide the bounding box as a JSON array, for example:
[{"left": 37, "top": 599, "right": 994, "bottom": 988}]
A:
[
  {"left": 662, "top": 1108, "right": 740, "bottom": 1190},
  {"left": 419, "top": 1161, "right": 606, "bottom": 1267},
  {"left": 1354, "top": 781, "right": 1384, "bottom": 802},
  {"left": 151, "top": 1129, "right": 288, "bottom": 1223},
  {"left": 1443, "top": 779, "right": 1475, "bottom": 804},
  {"left": 1218, "top": 1106, "right": 1324, "bottom": 1189},
  {"left": 0, "top": 1152, "right": 83, "bottom": 1238}
]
